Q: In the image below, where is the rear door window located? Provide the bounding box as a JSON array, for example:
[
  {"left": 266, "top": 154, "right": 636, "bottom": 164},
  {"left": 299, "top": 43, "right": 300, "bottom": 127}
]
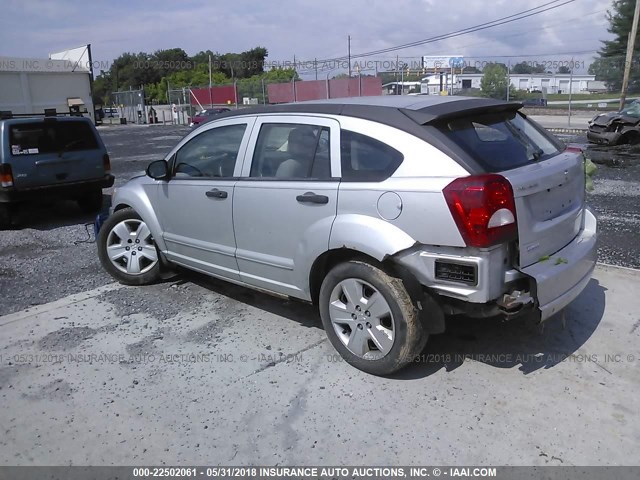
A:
[
  {"left": 433, "top": 112, "right": 561, "bottom": 172},
  {"left": 250, "top": 123, "right": 331, "bottom": 179},
  {"left": 9, "top": 121, "right": 98, "bottom": 156}
]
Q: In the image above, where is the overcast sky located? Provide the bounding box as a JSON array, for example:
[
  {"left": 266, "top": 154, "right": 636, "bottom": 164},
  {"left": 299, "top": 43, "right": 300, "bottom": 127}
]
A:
[{"left": 0, "top": 0, "right": 613, "bottom": 77}]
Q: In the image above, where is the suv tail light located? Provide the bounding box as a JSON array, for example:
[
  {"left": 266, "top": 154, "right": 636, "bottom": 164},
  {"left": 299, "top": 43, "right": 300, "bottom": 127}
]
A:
[
  {"left": 103, "top": 153, "right": 111, "bottom": 173},
  {"left": 0, "top": 164, "right": 14, "bottom": 187},
  {"left": 443, "top": 174, "right": 517, "bottom": 248}
]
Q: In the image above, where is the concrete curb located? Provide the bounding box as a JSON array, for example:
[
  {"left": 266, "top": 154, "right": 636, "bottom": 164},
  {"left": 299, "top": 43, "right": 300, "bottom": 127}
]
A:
[
  {"left": 0, "top": 283, "right": 123, "bottom": 326},
  {"left": 596, "top": 261, "right": 640, "bottom": 273}
]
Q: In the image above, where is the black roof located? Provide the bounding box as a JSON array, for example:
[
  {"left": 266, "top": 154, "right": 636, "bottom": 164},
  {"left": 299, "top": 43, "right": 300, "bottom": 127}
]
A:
[
  {"left": 205, "top": 96, "right": 525, "bottom": 175},
  {"left": 214, "top": 96, "right": 522, "bottom": 126}
]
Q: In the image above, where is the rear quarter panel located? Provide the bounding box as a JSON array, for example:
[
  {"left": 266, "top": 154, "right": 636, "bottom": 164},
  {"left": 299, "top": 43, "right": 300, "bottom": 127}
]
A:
[{"left": 332, "top": 117, "right": 468, "bottom": 256}]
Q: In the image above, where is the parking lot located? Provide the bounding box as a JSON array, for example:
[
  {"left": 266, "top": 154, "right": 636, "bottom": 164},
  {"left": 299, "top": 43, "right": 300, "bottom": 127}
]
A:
[{"left": 1, "top": 124, "right": 639, "bottom": 466}]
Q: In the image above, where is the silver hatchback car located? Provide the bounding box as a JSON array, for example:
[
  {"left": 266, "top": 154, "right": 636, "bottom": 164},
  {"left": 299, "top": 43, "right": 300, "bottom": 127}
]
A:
[{"left": 97, "top": 96, "right": 597, "bottom": 375}]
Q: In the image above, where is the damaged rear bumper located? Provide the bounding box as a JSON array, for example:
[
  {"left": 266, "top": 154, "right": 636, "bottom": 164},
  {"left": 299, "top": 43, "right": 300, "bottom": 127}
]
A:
[{"left": 518, "top": 208, "right": 598, "bottom": 322}]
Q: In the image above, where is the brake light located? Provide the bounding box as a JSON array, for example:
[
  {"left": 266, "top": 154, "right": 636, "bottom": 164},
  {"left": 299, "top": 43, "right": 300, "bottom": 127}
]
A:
[
  {"left": 565, "top": 145, "right": 583, "bottom": 154},
  {"left": 0, "top": 164, "right": 14, "bottom": 187},
  {"left": 443, "top": 174, "right": 517, "bottom": 248},
  {"left": 103, "top": 153, "right": 111, "bottom": 173}
]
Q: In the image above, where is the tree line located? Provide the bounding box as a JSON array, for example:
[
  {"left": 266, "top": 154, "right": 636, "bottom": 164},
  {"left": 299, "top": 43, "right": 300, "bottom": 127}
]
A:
[{"left": 93, "top": 46, "right": 298, "bottom": 105}]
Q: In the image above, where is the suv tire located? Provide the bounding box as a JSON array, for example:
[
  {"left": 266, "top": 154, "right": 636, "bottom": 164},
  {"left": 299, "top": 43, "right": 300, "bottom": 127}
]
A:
[
  {"left": 0, "top": 204, "right": 11, "bottom": 229},
  {"left": 319, "top": 260, "right": 427, "bottom": 375},
  {"left": 97, "top": 208, "right": 161, "bottom": 285}
]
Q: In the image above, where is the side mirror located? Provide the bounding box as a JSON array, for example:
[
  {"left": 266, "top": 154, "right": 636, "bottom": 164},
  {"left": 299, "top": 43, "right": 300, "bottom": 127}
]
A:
[{"left": 146, "top": 160, "right": 169, "bottom": 180}]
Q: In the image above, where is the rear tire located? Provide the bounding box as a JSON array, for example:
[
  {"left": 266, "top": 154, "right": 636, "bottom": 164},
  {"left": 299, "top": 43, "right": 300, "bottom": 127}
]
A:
[
  {"left": 78, "top": 189, "right": 104, "bottom": 214},
  {"left": 97, "top": 208, "right": 161, "bottom": 285},
  {"left": 319, "top": 260, "right": 427, "bottom": 375}
]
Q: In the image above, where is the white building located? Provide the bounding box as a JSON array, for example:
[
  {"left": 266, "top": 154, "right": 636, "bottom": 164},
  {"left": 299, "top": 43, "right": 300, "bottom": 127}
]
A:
[
  {"left": 421, "top": 73, "right": 597, "bottom": 95},
  {"left": 382, "top": 81, "right": 422, "bottom": 95},
  {"left": 0, "top": 53, "right": 93, "bottom": 119}
]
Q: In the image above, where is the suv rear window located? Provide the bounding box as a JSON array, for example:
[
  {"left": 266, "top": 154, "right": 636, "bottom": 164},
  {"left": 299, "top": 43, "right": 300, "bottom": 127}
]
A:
[
  {"left": 9, "top": 121, "right": 99, "bottom": 156},
  {"left": 433, "top": 111, "right": 561, "bottom": 172}
]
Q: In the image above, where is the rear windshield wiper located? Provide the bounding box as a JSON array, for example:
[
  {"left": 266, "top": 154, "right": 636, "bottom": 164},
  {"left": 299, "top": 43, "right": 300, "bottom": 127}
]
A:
[{"left": 505, "top": 121, "right": 544, "bottom": 162}]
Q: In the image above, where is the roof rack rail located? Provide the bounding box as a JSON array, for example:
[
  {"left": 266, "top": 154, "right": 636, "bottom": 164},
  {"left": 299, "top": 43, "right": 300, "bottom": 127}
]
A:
[{"left": 0, "top": 110, "right": 87, "bottom": 120}]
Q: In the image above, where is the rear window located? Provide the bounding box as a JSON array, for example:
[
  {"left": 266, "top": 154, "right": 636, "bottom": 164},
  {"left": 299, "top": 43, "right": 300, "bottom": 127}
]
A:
[
  {"left": 340, "top": 130, "right": 403, "bottom": 181},
  {"left": 9, "top": 121, "right": 99, "bottom": 156},
  {"left": 434, "top": 111, "right": 561, "bottom": 172}
]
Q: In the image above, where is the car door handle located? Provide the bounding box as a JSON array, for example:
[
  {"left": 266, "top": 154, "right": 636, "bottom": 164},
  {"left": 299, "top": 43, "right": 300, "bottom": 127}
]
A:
[
  {"left": 205, "top": 188, "right": 228, "bottom": 199},
  {"left": 296, "top": 192, "right": 329, "bottom": 204}
]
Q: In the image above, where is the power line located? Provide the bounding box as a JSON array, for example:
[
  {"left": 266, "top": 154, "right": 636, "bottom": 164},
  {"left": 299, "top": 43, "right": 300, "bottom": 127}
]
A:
[
  {"left": 312, "top": 0, "right": 576, "bottom": 64},
  {"left": 451, "top": 9, "right": 607, "bottom": 53}
]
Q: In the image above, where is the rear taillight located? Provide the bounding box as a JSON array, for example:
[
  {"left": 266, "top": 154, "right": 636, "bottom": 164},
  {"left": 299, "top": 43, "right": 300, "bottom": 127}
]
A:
[
  {"left": 103, "top": 153, "right": 111, "bottom": 173},
  {"left": 443, "top": 174, "right": 517, "bottom": 248},
  {"left": 565, "top": 145, "right": 583, "bottom": 154},
  {"left": 0, "top": 164, "right": 14, "bottom": 187}
]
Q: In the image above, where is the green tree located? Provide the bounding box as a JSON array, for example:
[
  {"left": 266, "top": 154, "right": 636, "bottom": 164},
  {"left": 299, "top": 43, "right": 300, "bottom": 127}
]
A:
[
  {"left": 218, "top": 47, "right": 268, "bottom": 78},
  {"left": 589, "top": 0, "right": 639, "bottom": 92},
  {"left": 92, "top": 46, "right": 272, "bottom": 104},
  {"left": 557, "top": 66, "right": 572, "bottom": 74},
  {"left": 511, "top": 62, "right": 546, "bottom": 74},
  {"left": 480, "top": 63, "right": 516, "bottom": 100}
]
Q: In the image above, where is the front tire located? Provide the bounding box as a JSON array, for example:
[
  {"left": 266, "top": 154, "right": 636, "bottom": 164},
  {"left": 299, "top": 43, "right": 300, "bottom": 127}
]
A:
[
  {"left": 319, "top": 260, "right": 427, "bottom": 375},
  {"left": 97, "top": 208, "right": 161, "bottom": 285}
]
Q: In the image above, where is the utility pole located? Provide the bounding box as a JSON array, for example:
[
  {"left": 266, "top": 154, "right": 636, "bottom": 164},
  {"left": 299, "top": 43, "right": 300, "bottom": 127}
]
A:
[
  {"left": 506, "top": 61, "right": 511, "bottom": 101},
  {"left": 396, "top": 55, "right": 399, "bottom": 94},
  {"left": 348, "top": 35, "right": 352, "bottom": 77},
  {"left": 314, "top": 58, "right": 318, "bottom": 81},
  {"left": 568, "top": 62, "right": 574, "bottom": 126},
  {"left": 620, "top": 0, "right": 640, "bottom": 111},
  {"left": 208, "top": 54, "right": 212, "bottom": 107}
]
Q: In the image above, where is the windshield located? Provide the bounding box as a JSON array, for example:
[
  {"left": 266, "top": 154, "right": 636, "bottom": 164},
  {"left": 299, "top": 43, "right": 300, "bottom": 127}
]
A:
[
  {"left": 621, "top": 100, "right": 640, "bottom": 117},
  {"left": 433, "top": 111, "right": 562, "bottom": 172}
]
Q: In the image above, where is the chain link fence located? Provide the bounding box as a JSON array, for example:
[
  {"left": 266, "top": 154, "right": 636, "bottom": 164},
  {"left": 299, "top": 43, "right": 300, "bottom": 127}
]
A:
[{"left": 110, "top": 89, "right": 146, "bottom": 124}]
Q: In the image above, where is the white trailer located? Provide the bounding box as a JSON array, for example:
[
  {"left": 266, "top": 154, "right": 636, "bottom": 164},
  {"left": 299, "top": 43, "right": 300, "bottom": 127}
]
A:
[{"left": 0, "top": 55, "right": 94, "bottom": 120}]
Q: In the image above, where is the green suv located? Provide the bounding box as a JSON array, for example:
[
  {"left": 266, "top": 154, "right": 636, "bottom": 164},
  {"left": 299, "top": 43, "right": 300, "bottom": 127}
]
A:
[{"left": 0, "top": 115, "right": 114, "bottom": 227}]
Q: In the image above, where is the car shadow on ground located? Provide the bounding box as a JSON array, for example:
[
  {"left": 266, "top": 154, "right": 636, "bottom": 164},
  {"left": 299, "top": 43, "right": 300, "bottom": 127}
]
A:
[
  {"left": 395, "top": 278, "right": 607, "bottom": 379},
  {"left": 181, "top": 269, "right": 607, "bottom": 379},
  {"left": 1, "top": 196, "right": 109, "bottom": 232},
  {"left": 181, "top": 269, "right": 322, "bottom": 330}
]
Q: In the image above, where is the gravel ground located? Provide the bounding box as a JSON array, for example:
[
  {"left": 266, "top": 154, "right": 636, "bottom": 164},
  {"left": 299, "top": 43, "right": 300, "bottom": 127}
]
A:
[
  {"left": 566, "top": 137, "right": 640, "bottom": 269},
  {"left": 0, "top": 125, "right": 638, "bottom": 317}
]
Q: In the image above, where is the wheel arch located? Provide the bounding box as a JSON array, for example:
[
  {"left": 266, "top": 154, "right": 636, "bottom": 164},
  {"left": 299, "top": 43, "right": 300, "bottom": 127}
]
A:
[
  {"left": 308, "top": 247, "right": 423, "bottom": 306},
  {"left": 110, "top": 187, "right": 167, "bottom": 251},
  {"left": 309, "top": 246, "right": 446, "bottom": 335},
  {"left": 619, "top": 128, "right": 640, "bottom": 145}
]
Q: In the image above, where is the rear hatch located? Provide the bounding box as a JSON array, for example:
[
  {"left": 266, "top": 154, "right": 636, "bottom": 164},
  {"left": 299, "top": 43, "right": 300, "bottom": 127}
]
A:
[
  {"left": 434, "top": 110, "right": 585, "bottom": 267},
  {"left": 502, "top": 149, "right": 584, "bottom": 267},
  {"left": 6, "top": 118, "right": 105, "bottom": 189}
]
